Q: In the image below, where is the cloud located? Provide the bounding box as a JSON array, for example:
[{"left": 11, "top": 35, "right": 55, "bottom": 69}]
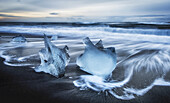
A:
[
  {"left": 0, "top": 0, "right": 170, "bottom": 22},
  {"left": 50, "top": 13, "right": 59, "bottom": 15},
  {"left": 0, "top": 14, "right": 21, "bottom": 17},
  {"left": 0, "top": 6, "right": 45, "bottom": 13}
]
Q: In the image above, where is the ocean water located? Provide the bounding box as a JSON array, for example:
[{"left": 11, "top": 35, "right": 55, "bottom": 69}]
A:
[{"left": 0, "top": 22, "right": 170, "bottom": 100}]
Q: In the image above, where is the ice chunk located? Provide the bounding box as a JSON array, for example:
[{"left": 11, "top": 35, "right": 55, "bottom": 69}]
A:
[
  {"left": 11, "top": 35, "right": 27, "bottom": 43},
  {"left": 76, "top": 37, "right": 116, "bottom": 79},
  {"left": 35, "top": 34, "right": 70, "bottom": 77},
  {"left": 51, "top": 35, "right": 58, "bottom": 40},
  {"left": 95, "top": 39, "right": 104, "bottom": 50},
  {"left": 74, "top": 49, "right": 170, "bottom": 100}
]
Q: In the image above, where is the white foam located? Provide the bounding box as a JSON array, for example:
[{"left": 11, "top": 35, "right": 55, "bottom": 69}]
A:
[
  {"left": 154, "top": 78, "right": 170, "bottom": 86},
  {"left": 109, "top": 90, "right": 135, "bottom": 100},
  {"left": 0, "top": 26, "right": 169, "bottom": 38},
  {"left": 0, "top": 25, "right": 170, "bottom": 100},
  {"left": 73, "top": 46, "right": 170, "bottom": 100},
  {"left": 17, "top": 54, "right": 38, "bottom": 62},
  {"left": 124, "top": 85, "right": 154, "bottom": 96},
  {"left": 4, "top": 61, "right": 33, "bottom": 67},
  {"left": 0, "top": 51, "right": 13, "bottom": 61}
]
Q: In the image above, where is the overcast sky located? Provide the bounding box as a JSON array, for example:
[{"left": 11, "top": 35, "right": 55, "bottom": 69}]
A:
[{"left": 0, "top": 0, "right": 170, "bottom": 22}]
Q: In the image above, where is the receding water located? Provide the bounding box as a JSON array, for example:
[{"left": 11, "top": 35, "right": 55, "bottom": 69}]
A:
[{"left": 0, "top": 22, "right": 170, "bottom": 100}]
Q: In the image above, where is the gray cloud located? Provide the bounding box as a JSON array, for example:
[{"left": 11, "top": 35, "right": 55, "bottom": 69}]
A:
[
  {"left": 130, "top": 0, "right": 170, "bottom": 14},
  {"left": 0, "top": 5, "right": 45, "bottom": 13},
  {"left": 0, "top": 0, "right": 122, "bottom": 13},
  {"left": 0, "top": 14, "right": 21, "bottom": 17},
  {"left": 50, "top": 13, "right": 59, "bottom": 15},
  {"left": 0, "top": 0, "right": 170, "bottom": 22}
]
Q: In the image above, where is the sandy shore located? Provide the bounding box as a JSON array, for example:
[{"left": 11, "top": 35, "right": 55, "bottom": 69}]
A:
[
  {"left": 1, "top": 57, "right": 170, "bottom": 103},
  {"left": 1, "top": 33, "right": 170, "bottom": 103}
]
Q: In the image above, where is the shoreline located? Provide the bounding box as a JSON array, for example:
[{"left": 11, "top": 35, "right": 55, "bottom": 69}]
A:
[
  {"left": 1, "top": 32, "right": 170, "bottom": 103},
  {"left": 1, "top": 57, "right": 170, "bottom": 103},
  {"left": 0, "top": 32, "right": 44, "bottom": 38}
]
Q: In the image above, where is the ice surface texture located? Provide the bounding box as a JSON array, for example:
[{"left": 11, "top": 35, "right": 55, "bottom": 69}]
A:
[
  {"left": 74, "top": 49, "right": 170, "bottom": 100},
  {"left": 11, "top": 35, "right": 27, "bottom": 43},
  {"left": 51, "top": 35, "right": 58, "bottom": 40},
  {"left": 76, "top": 37, "right": 117, "bottom": 79},
  {"left": 35, "top": 34, "right": 70, "bottom": 77}
]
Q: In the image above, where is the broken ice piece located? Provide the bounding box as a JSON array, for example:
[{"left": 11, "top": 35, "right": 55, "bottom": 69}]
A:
[
  {"left": 11, "top": 35, "right": 27, "bottom": 43},
  {"left": 76, "top": 37, "right": 116, "bottom": 79},
  {"left": 35, "top": 34, "right": 70, "bottom": 78}
]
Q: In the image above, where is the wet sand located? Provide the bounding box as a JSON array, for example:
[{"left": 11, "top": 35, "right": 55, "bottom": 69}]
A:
[
  {"left": 1, "top": 57, "right": 170, "bottom": 103},
  {"left": 1, "top": 34, "right": 170, "bottom": 103}
]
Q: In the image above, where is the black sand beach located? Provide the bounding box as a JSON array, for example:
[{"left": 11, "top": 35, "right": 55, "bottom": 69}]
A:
[
  {"left": 0, "top": 22, "right": 170, "bottom": 103},
  {"left": 1, "top": 0, "right": 170, "bottom": 101},
  {"left": 1, "top": 56, "right": 170, "bottom": 103}
]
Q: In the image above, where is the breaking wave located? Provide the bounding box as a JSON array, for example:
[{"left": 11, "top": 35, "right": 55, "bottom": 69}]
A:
[{"left": 0, "top": 22, "right": 170, "bottom": 37}]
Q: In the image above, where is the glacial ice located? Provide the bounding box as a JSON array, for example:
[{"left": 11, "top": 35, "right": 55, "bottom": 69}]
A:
[
  {"left": 11, "top": 35, "right": 27, "bottom": 43},
  {"left": 74, "top": 49, "right": 170, "bottom": 100},
  {"left": 51, "top": 35, "right": 58, "bottom": 40},
  {"left": 76, "top": 37, "right": 117, "bottom": 79},
  {"left": 35, "top": 34, "right": 70, "bottom": 77}
]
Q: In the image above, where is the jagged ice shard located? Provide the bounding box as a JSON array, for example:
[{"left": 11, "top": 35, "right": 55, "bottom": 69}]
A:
[
  {"left": 35, "top": 34, "right": 70, "bottom": 77},
  {"left": 76, "top": 37, "right": 117, "bottom": 79}
]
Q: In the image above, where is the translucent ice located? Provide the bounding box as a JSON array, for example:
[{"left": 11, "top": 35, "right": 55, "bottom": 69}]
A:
[
  {"left": 11, "top": 35, "right": 27, "bottom": 43},
  {"left": 76, "top": 37, "right": 117, "bottom": 79},
  {"left": 74, "top": 49, "right": 170, "bottom": 100},
  {"left": 35, "top": 34, "right": 70, "bottom": 77},
  {"left": 51, "top": 35, "right": 58, "bottom": 40}
]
